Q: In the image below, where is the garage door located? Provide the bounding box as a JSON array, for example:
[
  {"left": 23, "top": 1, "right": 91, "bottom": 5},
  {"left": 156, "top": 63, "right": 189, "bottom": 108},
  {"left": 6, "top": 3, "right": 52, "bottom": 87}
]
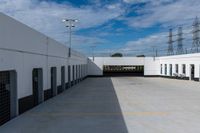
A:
[
  {"left": 0, "top": 71, "right": 10, "bottom": 126},
  {"left": 103, "top": 65, "right": 144, "bottom": 76}
]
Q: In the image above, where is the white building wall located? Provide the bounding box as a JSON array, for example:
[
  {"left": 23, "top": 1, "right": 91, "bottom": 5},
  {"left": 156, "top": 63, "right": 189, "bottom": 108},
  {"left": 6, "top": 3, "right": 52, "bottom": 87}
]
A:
[
  {"left": 0, "top": 13, "right": 47, "bottom": 54},
  {"left": 0, "top": 13, "right": 88, "bottom": 100},
  {"left": 144, "top": 57, "right": 160, "bottom": 76},
  {"left": 88, "top": 57, "right": 104, "bottom": 76},
  {"left": 88, "top": 54, "right": 200, "bottom": 80},
  {"left": 158, "top": 53, "right": 200, "bottom": 79}
]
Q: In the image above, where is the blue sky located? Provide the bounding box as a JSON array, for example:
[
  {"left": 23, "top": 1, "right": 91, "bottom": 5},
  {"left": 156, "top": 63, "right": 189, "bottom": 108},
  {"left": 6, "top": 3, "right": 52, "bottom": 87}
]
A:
[{"left": 0, "top": 0, "right": 200, "bottom": 56}]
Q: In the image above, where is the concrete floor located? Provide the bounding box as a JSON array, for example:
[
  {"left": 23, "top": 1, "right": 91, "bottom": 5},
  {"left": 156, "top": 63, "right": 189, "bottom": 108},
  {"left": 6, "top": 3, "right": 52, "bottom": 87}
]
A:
[{"left": 1, "top": 77, "right": 200, "bottom": 133}]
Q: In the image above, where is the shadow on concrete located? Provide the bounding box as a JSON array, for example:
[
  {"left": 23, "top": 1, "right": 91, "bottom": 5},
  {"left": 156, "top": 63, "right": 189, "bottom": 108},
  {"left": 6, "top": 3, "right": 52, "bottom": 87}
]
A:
[{"left": 0, "top": 77, "right": 128, "bottom": 133}]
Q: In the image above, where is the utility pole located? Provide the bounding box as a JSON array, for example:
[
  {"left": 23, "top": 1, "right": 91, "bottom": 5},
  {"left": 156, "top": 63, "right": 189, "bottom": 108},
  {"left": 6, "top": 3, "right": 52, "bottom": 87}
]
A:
[
  {"left": 191, "top": 17, "right": 200, "bottom": 53},
  {"left": 62, "top": 19, "right": 78, "bottom": 57}
]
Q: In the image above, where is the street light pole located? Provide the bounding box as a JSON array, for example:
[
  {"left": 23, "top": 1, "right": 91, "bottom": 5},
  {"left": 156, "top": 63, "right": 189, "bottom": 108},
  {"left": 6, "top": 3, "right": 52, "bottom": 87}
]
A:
[
  {"left": 90, "top": 45, "right": 96, "bottom": 61},
  {"left": 62, "top": 19, "right": 78, "bottom": 57},
  {"left": 69, "top": 21, "right": 72, "bottom": 57}
]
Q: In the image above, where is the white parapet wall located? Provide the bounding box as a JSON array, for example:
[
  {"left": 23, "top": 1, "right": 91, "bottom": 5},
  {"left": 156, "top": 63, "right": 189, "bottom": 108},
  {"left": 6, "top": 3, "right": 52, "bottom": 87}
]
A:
[
  {"left": 0, "top": 13, "right": 88, "bottom": 118},
  {"left": 0, "top": 13, "right": 88, "bottom": 98}
]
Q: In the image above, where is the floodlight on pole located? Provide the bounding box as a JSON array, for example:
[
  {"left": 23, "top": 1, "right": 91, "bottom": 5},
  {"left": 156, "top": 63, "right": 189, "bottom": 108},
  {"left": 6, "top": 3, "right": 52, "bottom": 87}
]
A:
[{"left": 62, "top": 19, "right": 78, "bottom": 57}]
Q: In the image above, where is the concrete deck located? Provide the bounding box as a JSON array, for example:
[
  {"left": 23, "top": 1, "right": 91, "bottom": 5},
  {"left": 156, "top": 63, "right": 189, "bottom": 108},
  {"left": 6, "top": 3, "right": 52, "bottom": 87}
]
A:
[{"left": 1, "top": 77, "right": 200, "bottom": 133}]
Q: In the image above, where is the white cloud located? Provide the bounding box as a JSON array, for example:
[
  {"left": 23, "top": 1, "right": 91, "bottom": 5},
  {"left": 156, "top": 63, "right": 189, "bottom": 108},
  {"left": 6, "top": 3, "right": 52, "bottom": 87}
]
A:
[
  {"left": 72, "top": 35, "right": 108, "bottom": 48},
  {"left": 123, "top": 0, "right": 147, "bottom": 4},
  {"left": 120, "top": 33, "right": 167, "bottom": 56},
  {"left": 0, "top": 0, "right": 124, "bottom": 45},
  {"left": 123, "top": 0, "right": 173, "bottom": 5},
  {"left": 126, "top": 0, "right": 200, "bottom": 28}
]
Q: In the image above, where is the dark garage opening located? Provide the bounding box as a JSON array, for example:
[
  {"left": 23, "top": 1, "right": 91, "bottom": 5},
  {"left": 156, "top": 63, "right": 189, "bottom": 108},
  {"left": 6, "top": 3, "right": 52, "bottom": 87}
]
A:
[
  {"left": 51, "top": 67, "right": 57, "bottom": 96},
  {"left": 0, "top": 71, "right": 10, "bottom": 126},
  {"left": 0, "top": 71, "right": 17, "bottom": 126},
  {"left": 103, "top": 65, "right": 144, "bottom": 76},
  {"left": 32, "top": 68, "right": 43, "bottom": 106}
]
